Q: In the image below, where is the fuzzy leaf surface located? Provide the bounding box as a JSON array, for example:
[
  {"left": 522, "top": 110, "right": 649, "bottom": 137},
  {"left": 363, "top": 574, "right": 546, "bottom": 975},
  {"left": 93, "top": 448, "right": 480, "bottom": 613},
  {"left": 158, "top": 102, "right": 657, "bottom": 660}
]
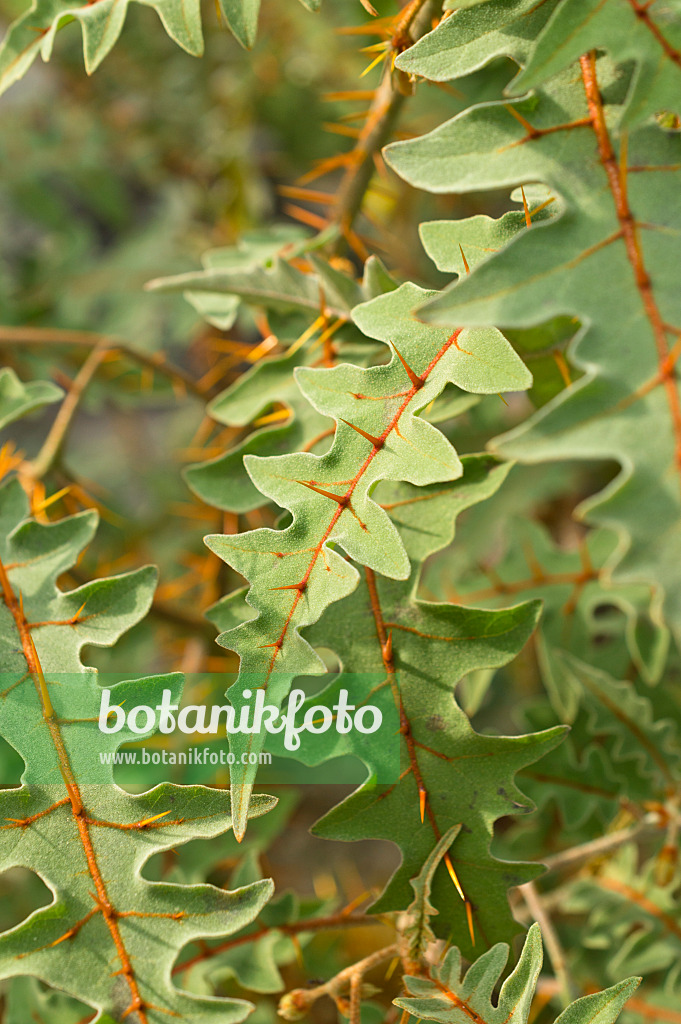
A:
[
  {"left": 386, "top": 60, "right": 681, "bottom": 644},
  {"left": 205, "top": 286, "right": 532, "bottom": 839},
  {"left": 0, "top": 478, "right": 275, "bottom": 1023},
  {"left": 395, "top": 922, "right": 639, "bottom": 1024},
  {"left": 265, "top": 456, "right": 565, "bottom": 956}
]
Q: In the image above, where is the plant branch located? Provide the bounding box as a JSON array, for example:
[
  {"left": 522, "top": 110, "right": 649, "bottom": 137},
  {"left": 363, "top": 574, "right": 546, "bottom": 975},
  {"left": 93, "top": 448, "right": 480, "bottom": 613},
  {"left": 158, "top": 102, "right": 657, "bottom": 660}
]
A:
[
  {"left": 519, "top": 880, "right": 576, "bottom": 1008},
  {"left": 0, "top": 326, "right": 208, "bottom": 399},
  {"left": 278, "top": 942, "right": 399, "bottom": 1021},
  {"left": 28, "top": 342, "right": 109, "bottom": 481},
  {"left": 540, "top": 811, "right": 665, "bottom": 875},
  {"left": 332, "top": 0, "right": 441, "bottom": 252},
  {"left": 173, "top": 912, "right": 384, "bottom": 975}
]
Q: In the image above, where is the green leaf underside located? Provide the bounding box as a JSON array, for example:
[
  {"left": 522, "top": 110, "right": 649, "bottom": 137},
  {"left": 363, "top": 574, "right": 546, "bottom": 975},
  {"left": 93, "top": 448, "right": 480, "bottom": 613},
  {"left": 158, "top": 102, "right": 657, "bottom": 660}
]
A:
[
  {"left": 512, "top": 0, "right": 681, "bottom": 128},
  {"left": 0, "top": 0, "right": 203, "bottom": 96},
  {"left": 0, "top": 478, "right": 275, "bottom": 1023}
]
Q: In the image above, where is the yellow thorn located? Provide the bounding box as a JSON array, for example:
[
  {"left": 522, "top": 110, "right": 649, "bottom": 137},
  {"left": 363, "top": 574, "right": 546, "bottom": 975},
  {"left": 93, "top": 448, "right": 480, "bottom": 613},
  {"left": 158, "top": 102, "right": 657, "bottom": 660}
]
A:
[
  {"left": 246, "top": 334, "right": 278, "bottom": 364},
  {"left": 391, "top": 341, "right": 423, "bottom": 389},
  {"left": 443, "top": 852, "right": 465, "bottom": 902},
  {"left": 553, "top": 350, "right": 572, "bottom": 389},
  {"left": 497, "top": 393, "right": 508, "bottom": 405},
  {"left": 385, "top": 956, "right": 400, "bottom": 980},
  {"left": 136, "top": 809, "right": 172, "bottom": 828},
  {"left": 459, "top": 245, "right": 470, "bottom": 274},
  {"left": 71, "top": 600, "right": 88, "bottom": 622},
  {"left": 360, "top": 51, "right": 387, "bottom": 78},
  {"left": 309, "top": 318, "right": 345, "bottom": 354},
  {"left": 289, "top": 315, "right": 326, "bottom": 356},
  {"left": 291, "top": 933, "right": 305, "bottom": 970},
  {"left": 253, "top": 408, "right": 291, "bottom": 427},
  {"left": 33, "top": 485, "right": 71, "bottom": 513}
]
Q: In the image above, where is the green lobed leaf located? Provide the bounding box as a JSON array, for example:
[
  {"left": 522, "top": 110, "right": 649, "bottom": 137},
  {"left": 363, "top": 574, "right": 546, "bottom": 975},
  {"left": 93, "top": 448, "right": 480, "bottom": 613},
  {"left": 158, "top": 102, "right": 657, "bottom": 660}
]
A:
[
  {"left": 395, "top": 922, "right": 639, "bottom": 1024},
  {"left": 511, "top": 0, "right": 681, "bottom": 127},
  {"left": 395, "top": 0, "right": 560, "bottom": 83},
  {"left": 385, "top": 57, "right": 681, "bottom": 646},
  {"left": 0, "top": 477, "right": 275, "bottom": 1022},
  {"left": 204, "top": 282, "right": 532, "bottom": 840},
  {"left": 0, "top": 0, "right": 203, "bottom": 96},
  {"left": 265, "top": 455, "right": 566, "bottom": 957}
]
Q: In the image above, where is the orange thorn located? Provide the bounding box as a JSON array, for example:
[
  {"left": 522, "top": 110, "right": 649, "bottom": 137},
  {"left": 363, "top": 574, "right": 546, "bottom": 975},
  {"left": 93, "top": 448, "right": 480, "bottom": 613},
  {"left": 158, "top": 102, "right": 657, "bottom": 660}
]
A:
[
  {"left": 297, "top": 480, "right": 348, "bottom": 505},
  {"left": 443, "top": 852, "right": 466, "bottom": 902},
  {"left": 270, "top": 582, "right": 307, "bottom": 592},
  {"left": 391, "top": 342, "right": 423, "bottom": 389},
  {"left": 340, "top": 418, "right": 384, "bottom": 448},
  {"left": 459, "top": 245, "right": 470, "bottom": 274},
  {"left": 419, "top": 786, "right": 426, "bottom": 824},
  {"left": 520, "top": 186, "right": 531, "bottom": 229},
  {"left": 382, "top": 630, "right": 393, "bottom": 664},
  {"left": 465, "top": 900, "right": 475, "bottom": 947},
  {"left": 553, "top": 350, "right": 572, "bottom": 388},
  {"left": 291, "top": 933, "right": 305, "bottom": 970},
  {"left": 70, "top": 599, "right": 88, "bottom": 623}
]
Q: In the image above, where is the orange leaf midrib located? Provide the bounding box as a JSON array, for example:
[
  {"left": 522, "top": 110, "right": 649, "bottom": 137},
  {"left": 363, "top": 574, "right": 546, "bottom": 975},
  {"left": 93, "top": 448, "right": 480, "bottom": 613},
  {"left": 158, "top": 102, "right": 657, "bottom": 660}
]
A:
[
  {"left": 0, "top": 555, "right": 150, "bottom": 1024},
  {"left": 260, "top": 328, "right": 464, "bottom": 685}
]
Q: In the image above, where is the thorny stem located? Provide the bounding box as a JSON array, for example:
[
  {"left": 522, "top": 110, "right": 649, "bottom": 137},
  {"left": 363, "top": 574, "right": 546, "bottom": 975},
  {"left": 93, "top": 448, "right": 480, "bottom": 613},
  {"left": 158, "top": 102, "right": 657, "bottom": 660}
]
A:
[
  {"left": 331, "top": 0, "right": 442, "bottom": 253},
  {"left": 519, "top": 881, "right": 576, "bottom": 1008},
  {"left": 278, "top": 943, "right": 399, "bottom": 1021},
  {"left": 28, "top": 342, "right": 109, "bottom": 481},
  {"left": 580, "top": 51, "right": 681, "bottom": 481},
  {"left": 0, "top": 325, "right": 208, "bottom": 399}
]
